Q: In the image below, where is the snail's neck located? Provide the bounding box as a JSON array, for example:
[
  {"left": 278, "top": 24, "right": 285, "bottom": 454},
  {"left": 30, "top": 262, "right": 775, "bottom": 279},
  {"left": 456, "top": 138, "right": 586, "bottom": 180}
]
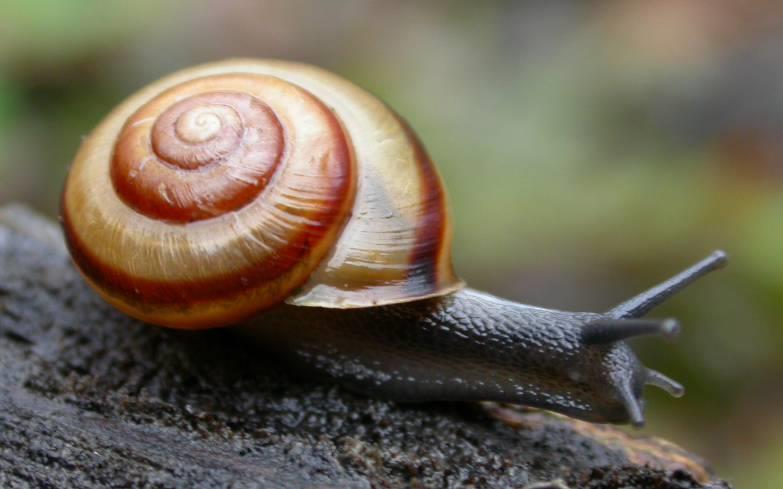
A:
[{"left": 239, "top": 289, "right": 608, "bottom": 418}]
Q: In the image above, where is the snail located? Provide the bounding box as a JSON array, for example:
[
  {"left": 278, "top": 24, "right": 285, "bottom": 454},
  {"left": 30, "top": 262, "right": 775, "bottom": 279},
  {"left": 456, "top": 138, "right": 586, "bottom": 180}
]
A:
[{"left": 60, "top": 59, "right": 727, "bottom": 427}]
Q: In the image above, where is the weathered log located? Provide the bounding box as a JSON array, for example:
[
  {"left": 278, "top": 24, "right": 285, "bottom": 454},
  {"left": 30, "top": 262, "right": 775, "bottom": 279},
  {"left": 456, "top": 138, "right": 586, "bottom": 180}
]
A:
[{"left": 0, "top": 204, "right": 731, "bottom": 488}]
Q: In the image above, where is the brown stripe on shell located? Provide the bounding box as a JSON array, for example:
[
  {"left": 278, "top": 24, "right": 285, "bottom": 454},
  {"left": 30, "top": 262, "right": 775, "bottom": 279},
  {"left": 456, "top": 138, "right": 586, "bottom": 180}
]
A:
[
  {"left": 395, "top": 115, "right": 449, "bottom": 294},
  {"left": 62, "top": 204, "right": 304, "bottom": 305}
]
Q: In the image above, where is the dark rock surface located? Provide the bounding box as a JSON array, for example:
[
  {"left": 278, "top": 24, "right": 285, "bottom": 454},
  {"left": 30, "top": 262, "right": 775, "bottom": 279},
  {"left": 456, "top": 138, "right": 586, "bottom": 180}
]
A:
[{"left": 0, "top": 205, "right": 732, "bottom": 488}]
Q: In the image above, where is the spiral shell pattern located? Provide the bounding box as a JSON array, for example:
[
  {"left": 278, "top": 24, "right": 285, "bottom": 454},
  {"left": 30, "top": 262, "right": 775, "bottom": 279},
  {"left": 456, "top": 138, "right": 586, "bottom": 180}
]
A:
[
  {"left": 61, "top": 59, "right": 462, "bottom": 329},
  {"left": 113, "top": 90, "right": 285, "bottom": 222}
]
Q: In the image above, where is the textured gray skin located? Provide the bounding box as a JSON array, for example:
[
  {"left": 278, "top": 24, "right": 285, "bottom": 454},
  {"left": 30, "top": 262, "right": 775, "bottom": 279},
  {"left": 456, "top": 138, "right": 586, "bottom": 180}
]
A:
[
  {"left": 246, "top": 290, "right": 645, "bottom": 425},
  {"left": 246, "top": 251, "right": 730, "bottom": 428}
]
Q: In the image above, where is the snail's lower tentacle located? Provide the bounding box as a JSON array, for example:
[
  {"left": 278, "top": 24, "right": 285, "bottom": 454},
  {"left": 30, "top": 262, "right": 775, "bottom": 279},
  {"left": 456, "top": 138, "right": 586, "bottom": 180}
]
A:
[{"left": 645, "top": 369, "right": 685, "bottom": 397}]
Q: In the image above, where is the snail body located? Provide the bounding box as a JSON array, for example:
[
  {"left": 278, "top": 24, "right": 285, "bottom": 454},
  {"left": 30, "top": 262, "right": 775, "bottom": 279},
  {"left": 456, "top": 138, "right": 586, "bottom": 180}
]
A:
[{"left": 61, "top": 59, "right": 727, "bottom": 426}]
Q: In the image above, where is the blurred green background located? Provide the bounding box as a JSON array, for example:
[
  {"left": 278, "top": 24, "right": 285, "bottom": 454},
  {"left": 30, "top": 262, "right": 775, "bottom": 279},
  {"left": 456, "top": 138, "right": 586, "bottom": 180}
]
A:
[{"left": 1, "top": 1, "right": 781, "bottom": 485}]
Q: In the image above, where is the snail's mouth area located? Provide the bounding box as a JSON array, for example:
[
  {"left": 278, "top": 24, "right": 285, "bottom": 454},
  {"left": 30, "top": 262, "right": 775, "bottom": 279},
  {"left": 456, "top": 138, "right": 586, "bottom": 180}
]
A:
[{"left": 612, "top": 363, "right": 685, "bottom": 428}]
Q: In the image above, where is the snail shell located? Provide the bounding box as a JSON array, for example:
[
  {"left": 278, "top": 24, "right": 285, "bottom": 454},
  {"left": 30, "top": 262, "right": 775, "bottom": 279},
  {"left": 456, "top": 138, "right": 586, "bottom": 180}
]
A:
[{"left": 61, "top": 59, "right": 463, "bottom": 328}]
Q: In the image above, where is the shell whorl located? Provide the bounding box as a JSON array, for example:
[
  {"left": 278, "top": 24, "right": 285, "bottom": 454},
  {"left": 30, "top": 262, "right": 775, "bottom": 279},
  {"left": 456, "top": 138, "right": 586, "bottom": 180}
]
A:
[
  {"left": 61, "top": 59, "right": 462, "bottom": 329},
  {"left": 113, "top": 89, "right": 285, "bottom": 222}
]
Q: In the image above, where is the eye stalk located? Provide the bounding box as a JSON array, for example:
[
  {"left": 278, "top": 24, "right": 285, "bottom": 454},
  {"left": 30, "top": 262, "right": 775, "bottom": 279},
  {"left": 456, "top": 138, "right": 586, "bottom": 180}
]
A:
[
  {"left": 582, "top": 318, "right": 680, "bottom": 344},
  {"left": 608, "top": 250, "right": 728, "bottom": 320}
]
